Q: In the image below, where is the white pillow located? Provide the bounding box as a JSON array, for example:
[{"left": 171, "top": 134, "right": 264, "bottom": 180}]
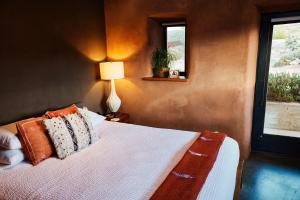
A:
[
  {"left": 0, "top": 128, "right": 22, "bottom": 150},
  {"left": 88, "top": 110, "right": 106, "bottom": 127},
  {"left": 0, "top": 149, "right": 24, "bottom": 165}
]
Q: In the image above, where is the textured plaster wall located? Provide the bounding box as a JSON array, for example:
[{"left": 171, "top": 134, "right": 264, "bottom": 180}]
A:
[{"left": 104, "top": 0, "right": 260, "bottom": 159}]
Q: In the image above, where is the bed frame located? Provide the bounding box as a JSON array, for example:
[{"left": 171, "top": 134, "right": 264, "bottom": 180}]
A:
[{"left": 234, "top": 160, "right": 244, "bottom": 200}]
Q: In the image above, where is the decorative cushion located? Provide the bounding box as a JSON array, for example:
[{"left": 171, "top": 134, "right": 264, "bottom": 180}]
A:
[
  {"left": 64, "top": 113, "right": 91, "bottom": 151},
  {"left": 0, "top": 128, "right": 22, "bottom": 150},
  {"left": 16, "top": 117, "right": 54, "bottom": 165},
  {"left": 78, "top": 108, "right": 97, "bottom": 142},
  {"left": 0, "top": 149, "right": 24, "bottom": 165},
  {"left": 43, "top": 117, "right": 75, "bottom": 159},
  {"left": 43, "top": 107, "right": 97, "bottom": 159},
  {"left": 46, "top": 104, "right": 78, "bottom": 118}
]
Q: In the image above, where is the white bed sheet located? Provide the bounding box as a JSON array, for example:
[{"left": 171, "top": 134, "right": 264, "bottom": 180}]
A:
[
  {"left": 0, "top": 121, "right": 239, "bottom": 200},
  {"left": 198, "top": 133, "right": 239, "bottom": 200}
]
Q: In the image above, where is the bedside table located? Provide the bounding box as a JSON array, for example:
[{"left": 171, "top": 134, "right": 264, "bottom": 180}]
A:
[{"left": 105, "top": 113, "right": 130, "bottom": 123}]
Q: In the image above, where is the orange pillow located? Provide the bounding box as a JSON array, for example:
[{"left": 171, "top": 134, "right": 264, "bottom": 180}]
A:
[
  {"left": 46, "top": 104, "right": 78, "bottom": 118},
  {"left": 16, "top": 117, "right": 54, "bottom": 165}
]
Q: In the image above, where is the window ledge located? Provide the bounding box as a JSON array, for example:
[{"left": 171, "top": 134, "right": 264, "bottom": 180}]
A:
[{"left": 142, "top": 77, "right": 188, "bottom": 82}]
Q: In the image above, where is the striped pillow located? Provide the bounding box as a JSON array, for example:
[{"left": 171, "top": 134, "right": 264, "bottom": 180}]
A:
[
  {"left": 43, "top": 117, "right": 75, "bottom": 159},
  {"left": 64, "top": 113, "right": 91, "bottom": 151},
  {"left": 43, "top": 110, "right": 96, "bottom": 159},
  {"left": 78, "top": 108, "right": 97, "bottom": 143}
]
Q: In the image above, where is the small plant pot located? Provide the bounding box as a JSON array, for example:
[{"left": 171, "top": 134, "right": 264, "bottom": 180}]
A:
[
  {"left": 159, "top": 67, "right": 170, "bottom": 78},
  {"left": 153, "top": 67, "right": 170, "bottom": 78},
  {"left": 152, "top": 68, "right": 160, "bottom": 77}
]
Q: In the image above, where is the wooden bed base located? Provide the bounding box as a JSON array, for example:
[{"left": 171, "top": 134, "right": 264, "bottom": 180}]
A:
[{"left": 234, "top": 160, "right": 244, "bottom": 200}]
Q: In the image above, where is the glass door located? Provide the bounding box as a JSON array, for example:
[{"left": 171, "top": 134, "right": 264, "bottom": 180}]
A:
[{"left": 252, "top": 11, "right": 300, "bottom": 155}]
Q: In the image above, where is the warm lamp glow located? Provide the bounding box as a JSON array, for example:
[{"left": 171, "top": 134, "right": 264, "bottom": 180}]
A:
[
  {"left": 99, "top": 61, "right": 125, "bottom": 113},
  {"left": 99, "top": 62, "right": 124, "bottom": 80}
]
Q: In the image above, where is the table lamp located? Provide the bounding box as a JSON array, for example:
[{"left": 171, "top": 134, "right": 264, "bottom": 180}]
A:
[{"left": 100, "top": 61, "right": 124, "bottom": 114}]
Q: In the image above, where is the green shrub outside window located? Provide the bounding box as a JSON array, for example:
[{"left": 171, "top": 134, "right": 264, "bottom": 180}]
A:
[{"left": 267, "top": 73, "right": 300, "bottom": 102}]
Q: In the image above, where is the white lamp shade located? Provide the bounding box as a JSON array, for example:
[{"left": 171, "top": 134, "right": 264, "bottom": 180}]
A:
[{"left": 99, "top": 62, "right": 124, "bottom": 80}]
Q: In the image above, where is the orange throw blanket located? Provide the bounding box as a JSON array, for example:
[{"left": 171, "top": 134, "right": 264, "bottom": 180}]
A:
[{"left": 151, "top": 130, "right": 226, "bottom": 200}]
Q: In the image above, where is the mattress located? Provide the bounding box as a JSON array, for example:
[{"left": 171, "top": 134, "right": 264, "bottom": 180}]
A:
[{"left": 0, "top": 121, "right": 239, "bottom": 200}]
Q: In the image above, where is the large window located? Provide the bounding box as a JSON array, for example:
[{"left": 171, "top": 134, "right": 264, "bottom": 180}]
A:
[
  {"left": 163, "top": 22, "right": 186, "bottom": 76},
  {"left": 252, "top": 11, "right": 300, "bottom": 155}
]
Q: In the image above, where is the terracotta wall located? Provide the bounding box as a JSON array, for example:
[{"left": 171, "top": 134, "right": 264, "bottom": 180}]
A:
[
  {"left": 0, "top": 0, "right": 106, "bottom": 124},
  {"left": 104, "top": 0, "right": 260, "bottom": 159}
]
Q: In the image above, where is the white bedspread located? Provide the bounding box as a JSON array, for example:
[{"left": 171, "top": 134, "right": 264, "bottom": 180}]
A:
[{"left": 0, "top": 121, "right": 239, "bottom": 200}]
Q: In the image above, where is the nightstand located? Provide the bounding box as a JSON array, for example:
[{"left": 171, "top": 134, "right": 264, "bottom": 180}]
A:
[{"left": 105, "top": 113, "right": 130, "bottom": 123}]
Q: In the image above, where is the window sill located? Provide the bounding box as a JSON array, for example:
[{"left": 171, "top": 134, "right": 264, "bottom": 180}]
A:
[{"left": 142, "top": 77, "right": 188, "bottom": 82}]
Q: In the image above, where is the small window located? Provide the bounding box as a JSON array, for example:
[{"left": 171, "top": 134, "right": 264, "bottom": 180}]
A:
[{"left": 163, "top": 22, "right": 186, "bottom": 76}]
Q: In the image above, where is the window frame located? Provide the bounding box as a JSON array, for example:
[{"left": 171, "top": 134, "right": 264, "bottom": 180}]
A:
[
  {"left": 162, "top": 21, "right": 187, "bottom": 77},
  {"left": 252, "top": 10, "right": 300, "bottom": 156}
]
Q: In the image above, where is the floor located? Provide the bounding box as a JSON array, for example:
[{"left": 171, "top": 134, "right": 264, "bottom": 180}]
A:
[{"left": 239, "top": 152, "right": 300, "bottom": 200}]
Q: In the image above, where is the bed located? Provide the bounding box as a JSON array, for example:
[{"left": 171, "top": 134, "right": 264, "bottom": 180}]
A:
[{"left": 0, "top": 120, "right": 239, "bottom": 200}]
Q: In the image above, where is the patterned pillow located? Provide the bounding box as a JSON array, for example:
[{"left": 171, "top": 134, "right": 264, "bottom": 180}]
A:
[
  {"left": 43, "top": 108, "right": 97, "bottom": 159},
  {"left": 43, "top": 117, "right": 75, "bottom": 159},
  {"left": 78, "top": 107, "right": 97, "bottom": 143},
  {"left": 64, "top": 113, "right": 91, "bottom": 151}
]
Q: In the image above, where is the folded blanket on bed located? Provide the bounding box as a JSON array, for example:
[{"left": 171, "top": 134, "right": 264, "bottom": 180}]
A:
[{"left": 151, "top": 130, "right": 226, "bottom": 200}]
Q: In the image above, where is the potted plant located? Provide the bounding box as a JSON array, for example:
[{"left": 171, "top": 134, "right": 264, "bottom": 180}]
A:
[{"left": 152, "top": 48, "right": 176, "bottom": 78}]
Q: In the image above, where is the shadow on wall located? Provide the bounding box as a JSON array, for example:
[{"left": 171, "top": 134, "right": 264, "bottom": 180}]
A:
[
  {"left": 0, "top": 0, "right": 107, "bottom": 124},
  {"left": 252, "top": 0, "right": 300, "bottom": 12}
]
